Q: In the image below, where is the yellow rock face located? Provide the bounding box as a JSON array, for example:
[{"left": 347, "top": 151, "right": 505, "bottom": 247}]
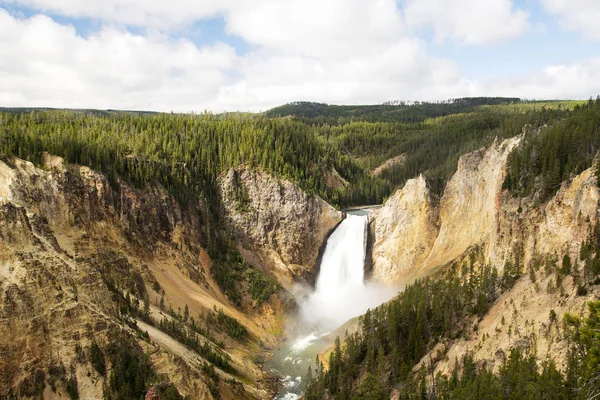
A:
[{"left": 371, "top": 134, "right": 599, "bottom": 284}]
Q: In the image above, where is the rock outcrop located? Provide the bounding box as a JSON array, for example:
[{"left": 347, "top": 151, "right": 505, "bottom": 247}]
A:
[
  {"left": 370, "top": 137, "right": 520, "bottom": 283},
  {"left": 369, "top": 175, "right": 438, "bottom": 283},
  {"left": 370, "top": 135, "right": 599, "bottom": 284},
  {"left": 218, "top": 166, "right": 342, "bottom": 284},
  {"left": 489, "top": 166, "right": 599, "bottom": 269},
  {"left": 372, "top": 153, "right": 407, "bottom": 177},
  {"left": 0, "top": 156, "right": 312, "bottom": 399},
  {"left": 369, "top": 136, "right": 600, "bottom": 380},
  {"left": 423, "top": 136, "right": 521, "bottom": 271}
]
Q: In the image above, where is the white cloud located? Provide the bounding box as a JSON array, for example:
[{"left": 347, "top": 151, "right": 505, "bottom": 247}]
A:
[
  {"left": 0, "top": 0, "right": 231, "bottom": 29},
  {"left": 539, "top": 0, "right": 600, "bottom": 40},
  {"left": 404, "top": 0, "right": 529, "bottom": 45},
  {"left": 215, "top": 43, "right": 472, "bottom": 111},
  {"left": 0, "top": 9, "right": 236, "bottom": 111},
  {"left": 213, "top": 0, "right": 474, "bottom": 110},
  {"left": 478, "top": 57, "right": 600, "bottom": 99},
  {"left": 225, "top": 0, "right": 406, "bottom": 59},
  {"left": 0, "top": 2, "right": 477, "bottom": 111},
  {"left": 0, "top": 1, "right": 598, "bottom": 112}
]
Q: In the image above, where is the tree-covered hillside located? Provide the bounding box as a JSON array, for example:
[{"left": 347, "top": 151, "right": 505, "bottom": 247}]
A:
[
  {"left": 504, "top": 98, "right": 600, "bottom": 202},
  {"left": 2, "top": 98, "right": 600, "bottom": 399},
  {"left": 305, "top": 240, "right": 600, "bottom": 400},
  {"left": 0, "top": 98, "right": 592, "bottom": 209},
  {"left": 264, "top": 98, "right": 523, "bottom": 123}
]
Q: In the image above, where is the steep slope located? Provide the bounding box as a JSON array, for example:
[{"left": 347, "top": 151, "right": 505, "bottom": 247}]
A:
[
  {"left": 372, "top": 134, "right": 599, "bottom": 284},
  {"left": 418, "top": 164, "right": 600, "bottom": 377},
  {"left": 366, "top": 135, "right": 600, "bottom": 395},
  {"left": 370, "top": 137, "right": 521, "bottom": 283},
  {"left": 0, "top": 156, "right": 339, "bottom": 399},
  {"left": 306, "top": 122, "right": 600, "bottom": 399},
  {"left": 218, "top": 166, "right": 342, "bottom": 286},
  {"left": 368, "top": 175, "right": 438, "bottom": 283}
]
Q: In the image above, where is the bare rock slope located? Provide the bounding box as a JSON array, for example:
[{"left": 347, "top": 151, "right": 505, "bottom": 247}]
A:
[
  {"left": 369, "top": 136, "right": 600, "bottom": 381},
  {"left": 371, "top": 135, "right": 598, "bottom": 283},
  {"left": 218, "top": 166, "right": 342, "bottom": 285},
  {"left": 0, "top": 157, "right": 337, "bottom": 399},
  {"left": 370, "top": 137, "right": 521, "bottom": 283}
]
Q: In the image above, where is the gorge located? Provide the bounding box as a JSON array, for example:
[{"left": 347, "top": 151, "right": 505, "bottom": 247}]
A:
[{"left": 1, "top": 99, "right": 600, "bottom": 399}]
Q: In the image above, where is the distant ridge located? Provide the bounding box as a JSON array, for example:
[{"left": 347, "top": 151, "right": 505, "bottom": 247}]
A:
[
  {"left": 0, "top": 107, "right": 159, "bottom": 116},
  {"left": 264, "top": 97, "right": 523, "bottom": 123}
]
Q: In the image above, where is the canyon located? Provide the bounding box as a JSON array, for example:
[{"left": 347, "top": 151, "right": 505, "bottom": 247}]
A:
[{"left": 1, "top": 130, "right": 599, "bottom": 399}]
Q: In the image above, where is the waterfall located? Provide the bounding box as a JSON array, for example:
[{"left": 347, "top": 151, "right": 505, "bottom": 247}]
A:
[
  {"left": 270, "top": 210, "right": 396, "bottom": 400},
  {"left": 298, "top": 212, "right": 394, "bottom": 331}
]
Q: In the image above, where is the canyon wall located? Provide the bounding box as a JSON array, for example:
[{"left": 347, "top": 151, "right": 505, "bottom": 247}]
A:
[
  {"left": 370, "top": 137, "right": 522, "bottom": 283},
  {"left": 218, "top": 166, "right": 342, "bottom": 285},
  {"left": 370, "top": 136, "right": 599, "bottom": 283},
  {"left": 369, "top": 137, "right": 600, "bottom": 382},
  {"left": 0, "top": 156, "right": 338, "bottom": 399}
]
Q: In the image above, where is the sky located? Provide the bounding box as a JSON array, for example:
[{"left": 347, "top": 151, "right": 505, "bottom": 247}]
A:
[{"left": 0, "top": 0, "right": 599, "bottom": 112}]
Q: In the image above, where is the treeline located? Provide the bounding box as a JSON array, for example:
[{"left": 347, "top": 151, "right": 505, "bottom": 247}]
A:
[
  {"left": 399, "top": 301, "right": 600, "bottom": 400},
  {"left": 504, "top": 97, "right": 600, "bottom": 202},
  {"left": 264, "top": 97, "right": 523, "bottom": 123},
  {"left": 0, "top": 106, "right": 584, "bottom": 309},
  {"left": 401, "top": 348, "right": 575, "bottom": 399},
  {"left": 157, "top": 317, "right": 235, "bottom": 374},
  {"left": 318, "top": 106, "right": 568, "bottom": 199},
  {"left": 0, "top": 111, "right": 358, "bottom": 208},
  {"left": 0, "top": 101, "right": 577, "bottom": 213},
  {"left": 210, "top": 245, "right": 281, "bottom": 307},
  {"left": 86, "top": 331, "right": 188, "bottom": 400}
]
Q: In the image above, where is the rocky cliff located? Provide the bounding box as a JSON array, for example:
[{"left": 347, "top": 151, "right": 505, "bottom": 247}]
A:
[
  {"left": 371, "top": 134, "right": 598, "bottom": 283},
  {"left": 369, "top": 136, "right": 600, "bottom": 381},
  {"left": 218, "top": 166, "right": 342, "bottom": 285},
  {"left": 370, "top": 137, "right": 521, "bottom": 283},
  {"left": 368, "top": 175, "right": 438, "bottom": 283},
  {"left": 0, "top": 156, "right": 336, "bottom": 399}
]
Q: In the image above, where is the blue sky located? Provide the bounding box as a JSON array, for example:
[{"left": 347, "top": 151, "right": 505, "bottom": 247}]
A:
[{"left": 1, "top": 0, "right": 599, "bottom": 111}]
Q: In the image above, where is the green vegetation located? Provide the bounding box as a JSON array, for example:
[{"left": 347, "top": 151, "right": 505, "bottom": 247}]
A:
[
  {"left": 89, "top": 342, "right": 106, "bottom": 376},
  {"left": 65, "top": 370, "right": 78, "bottom": 400},
  {"left": 284, "top": 105, "right": 565, "bottom": 202},
  {"left": 151, "top": 382, "right": 190, "bottom": 400},
  {"left": 397, "top": 300, "right": 600, "bottom": 399},
  {"left": 104, "top": 332, "right": 188, "bottom": 400},
  {"left": 212, "top": 308, "right": 248, "bottom": 340},
  {"left": 504, "top": 97, "right": 600, "bottom": 202},
  {"left": 157, "top": 317, "right": 235, "bottom": 373},
  {"left": 247, "top": 268, "right": 280, "bottom": 305},
  {"left": 264, "top": 98, "right": 523, "bottom": 123},
  {"left": 210, "top": 247, "right": 248, "bottom": 306},
  {"left": 305, "top": 251, "right": 503, "bottom": 400},
  {"left": 479, "top": 99, "right": 586, "bottom": 112},
  {"left": 0, "top": 110, "right": 363, "bottom": 208},
  {"left": 400, "top": 349, "right": 571, "bottom": 399},
  {"left": 2, "top": 100, "right": 599, "bottom": 400},
  {"left": 210, "top": 245, "right": 281, "bottom": 306},
  {"left": 0, "top": 97, "right": 574, "bottom": 214},
  {"left": 305, "top": 241, "right": 600, "bottom": 400}
]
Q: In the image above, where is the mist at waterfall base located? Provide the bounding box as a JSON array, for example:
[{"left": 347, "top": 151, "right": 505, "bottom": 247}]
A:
[
  {"left": 269, "top": 211, "right": 398, "bottom": 400},
  {"left": 297, "top": 213, "right": 396, "bottom": 331}
]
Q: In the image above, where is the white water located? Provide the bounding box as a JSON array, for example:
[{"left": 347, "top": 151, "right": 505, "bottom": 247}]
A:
[
  {"left": 270, "top": 211, "right": 397, "bottom": 400},
  {"left": 298, "top": 213, "right": 394, "bottom": 331}
]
